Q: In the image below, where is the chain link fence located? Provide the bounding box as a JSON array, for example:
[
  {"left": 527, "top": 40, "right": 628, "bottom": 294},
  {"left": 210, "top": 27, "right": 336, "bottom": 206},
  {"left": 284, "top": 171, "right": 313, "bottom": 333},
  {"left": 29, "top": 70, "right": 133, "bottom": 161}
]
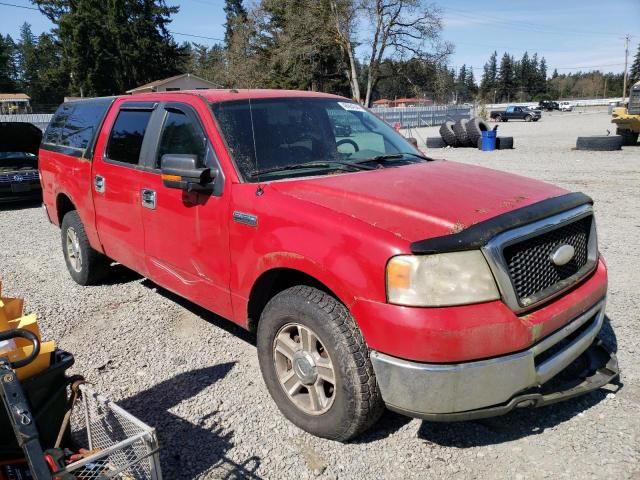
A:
[
  {"left": 370, "top": 105, "right": 471, "bottom": 128},
  {"left": 0, "top": 113, "right": 54, "bottom": 131}
]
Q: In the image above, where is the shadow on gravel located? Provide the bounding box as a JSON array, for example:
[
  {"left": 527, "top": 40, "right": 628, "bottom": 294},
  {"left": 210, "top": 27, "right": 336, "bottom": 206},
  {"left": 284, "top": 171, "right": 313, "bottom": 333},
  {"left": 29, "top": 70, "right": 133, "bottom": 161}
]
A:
[
  {"left": 417, "top": 316, "right": 621, "bottom": 448},
  {"left": 0, "top": 198, "right": 42, "bottom": 211},
  {"left": 119, "top": 363, "right": 263, "bottom": 480},
  {"left": 354, "top": 410, "right": 413, "bottom": 443},
  {"left": 140, "top": 279, "right": 257, "bottom": 346},
  {"left": 101, "top": 263, "right": 143, "bottom": 285}
]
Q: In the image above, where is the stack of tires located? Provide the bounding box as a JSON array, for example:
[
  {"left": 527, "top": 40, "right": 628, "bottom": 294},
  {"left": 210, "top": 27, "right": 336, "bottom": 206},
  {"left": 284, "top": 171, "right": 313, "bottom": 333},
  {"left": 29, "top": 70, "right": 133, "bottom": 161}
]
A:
[{"left": 425, "top": 118, "right": 514, "bottom": 150}]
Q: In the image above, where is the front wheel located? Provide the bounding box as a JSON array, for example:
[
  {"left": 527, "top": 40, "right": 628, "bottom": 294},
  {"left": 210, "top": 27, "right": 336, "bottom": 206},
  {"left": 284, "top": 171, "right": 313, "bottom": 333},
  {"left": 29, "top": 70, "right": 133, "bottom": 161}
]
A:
[
  {"left": 61, "top": 211, "right": 110, "bottom": 285},
  {"left": 525, "top": 115, "right": 532, "bottom": 122},
  {"left": 257, "top": 286, "right": 384, "bottom": 441}
]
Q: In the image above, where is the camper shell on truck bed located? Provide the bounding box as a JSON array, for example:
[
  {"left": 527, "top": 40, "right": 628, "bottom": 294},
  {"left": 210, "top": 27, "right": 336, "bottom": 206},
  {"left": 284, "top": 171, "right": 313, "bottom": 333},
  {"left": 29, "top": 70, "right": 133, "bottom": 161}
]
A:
[{"left": 39, "top": 90, "right": 618, "bottom": 441}]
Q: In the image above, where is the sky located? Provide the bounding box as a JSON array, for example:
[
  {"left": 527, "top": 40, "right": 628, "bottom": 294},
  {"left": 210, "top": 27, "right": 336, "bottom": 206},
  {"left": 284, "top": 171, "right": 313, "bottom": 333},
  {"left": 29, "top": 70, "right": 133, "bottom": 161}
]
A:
[{"left": 1, "top": 0, "right": 639, "bottom": 78}]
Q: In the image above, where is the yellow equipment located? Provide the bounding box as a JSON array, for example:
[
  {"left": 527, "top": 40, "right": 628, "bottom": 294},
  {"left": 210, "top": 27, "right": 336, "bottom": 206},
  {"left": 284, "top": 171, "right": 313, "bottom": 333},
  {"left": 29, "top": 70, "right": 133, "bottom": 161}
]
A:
[
  {"left": 612, "top": 80, "right": 640, "bottom": 146},
  {"left": 0, "top": 281, "right": 54, "bottom": 380}
]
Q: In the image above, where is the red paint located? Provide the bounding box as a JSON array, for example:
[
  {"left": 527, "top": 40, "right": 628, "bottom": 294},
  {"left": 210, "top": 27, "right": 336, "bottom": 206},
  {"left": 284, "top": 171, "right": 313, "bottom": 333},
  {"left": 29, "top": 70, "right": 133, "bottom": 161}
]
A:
[{"left": 40, "top": 90, "right": 608, "bottom": 364}]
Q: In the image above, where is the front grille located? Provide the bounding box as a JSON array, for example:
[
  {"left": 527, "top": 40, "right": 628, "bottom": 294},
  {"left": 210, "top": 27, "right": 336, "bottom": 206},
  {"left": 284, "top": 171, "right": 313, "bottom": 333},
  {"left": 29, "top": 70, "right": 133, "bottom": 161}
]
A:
[
  {"left": 0, "top": 170, "right": 39, "bottom": 184},
  {"left": 503, "top": 216, "right": 592, "bottom": 303}
]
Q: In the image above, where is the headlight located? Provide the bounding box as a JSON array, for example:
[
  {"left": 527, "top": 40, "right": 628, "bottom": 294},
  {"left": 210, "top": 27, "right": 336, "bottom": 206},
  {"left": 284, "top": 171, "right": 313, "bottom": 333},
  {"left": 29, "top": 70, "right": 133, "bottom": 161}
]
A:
[{"left": 386, "top": 251, "right": 500, "bottom": 307}]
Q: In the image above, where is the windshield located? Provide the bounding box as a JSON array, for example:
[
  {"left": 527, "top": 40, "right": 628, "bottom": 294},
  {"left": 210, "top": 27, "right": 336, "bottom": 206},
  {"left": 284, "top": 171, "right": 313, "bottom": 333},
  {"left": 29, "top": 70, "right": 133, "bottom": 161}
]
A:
[{"left": 211, "top": 98, "right": 420, "bottom": 181}]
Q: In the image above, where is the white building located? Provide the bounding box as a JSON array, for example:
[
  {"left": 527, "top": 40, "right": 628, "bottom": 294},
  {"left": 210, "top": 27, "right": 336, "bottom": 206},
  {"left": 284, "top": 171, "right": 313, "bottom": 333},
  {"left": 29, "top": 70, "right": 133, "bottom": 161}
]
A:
[{"left": 126, "top": 73, "right": 222, "bottom": 94}]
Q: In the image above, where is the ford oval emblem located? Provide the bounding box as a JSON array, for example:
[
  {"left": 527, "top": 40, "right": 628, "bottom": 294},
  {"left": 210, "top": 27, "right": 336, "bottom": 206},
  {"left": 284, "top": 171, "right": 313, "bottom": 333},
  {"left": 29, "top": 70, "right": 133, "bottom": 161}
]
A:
[
  {"left": 550, "top": 244, "right": 575, "bottom": 266},
  {"left": 12, "top": 174, "right": 24, "bottom": 182}
]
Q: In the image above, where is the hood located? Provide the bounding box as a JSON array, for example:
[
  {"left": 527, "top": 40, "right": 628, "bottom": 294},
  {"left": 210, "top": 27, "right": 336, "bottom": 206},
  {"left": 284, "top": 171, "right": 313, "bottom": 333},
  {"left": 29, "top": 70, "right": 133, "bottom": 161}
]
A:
[
  {"left": 271, "top": 161, "right": 567, "bottom": 243},
  {"left": 0, "top": 122, "right": 43, "bottom": 156}
]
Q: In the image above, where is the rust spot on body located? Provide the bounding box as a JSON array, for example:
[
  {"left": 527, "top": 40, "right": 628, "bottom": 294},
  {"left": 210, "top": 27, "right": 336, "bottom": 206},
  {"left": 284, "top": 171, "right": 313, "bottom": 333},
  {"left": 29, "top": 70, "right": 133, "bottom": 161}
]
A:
[{"left": 450, "top": 222, "right": 467, "bottom": 234}]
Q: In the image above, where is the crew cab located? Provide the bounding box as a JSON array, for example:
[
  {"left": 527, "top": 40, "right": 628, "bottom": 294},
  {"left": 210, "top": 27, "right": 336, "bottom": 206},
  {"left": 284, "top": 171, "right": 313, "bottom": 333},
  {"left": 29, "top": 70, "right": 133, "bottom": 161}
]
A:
[
  {"left": 491, "top": 105, "right": 542, "bottom": 122},
  {"left": 39, "top": 90, "right": 618, "bottom": 441}
]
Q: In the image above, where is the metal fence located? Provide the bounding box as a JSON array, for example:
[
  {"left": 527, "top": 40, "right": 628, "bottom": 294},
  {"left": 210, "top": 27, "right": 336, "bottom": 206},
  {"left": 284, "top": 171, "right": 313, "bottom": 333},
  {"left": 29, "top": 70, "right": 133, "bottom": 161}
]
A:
[
  {"left": 0, "top": 113, "right": 53, "bottom": 131},
  {"left": 370, "top": 105, "right": 471, "bottom": 128}
]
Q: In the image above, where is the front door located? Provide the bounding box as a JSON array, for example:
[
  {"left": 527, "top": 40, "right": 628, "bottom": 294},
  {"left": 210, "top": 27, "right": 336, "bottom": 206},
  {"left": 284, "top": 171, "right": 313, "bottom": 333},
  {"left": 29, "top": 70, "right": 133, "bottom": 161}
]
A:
[
  {"left": 138, "top": 101, "right": 232, "bottom": 319},
  {"left": 92, "top": 101, "right": 157, "bottom": 275}
]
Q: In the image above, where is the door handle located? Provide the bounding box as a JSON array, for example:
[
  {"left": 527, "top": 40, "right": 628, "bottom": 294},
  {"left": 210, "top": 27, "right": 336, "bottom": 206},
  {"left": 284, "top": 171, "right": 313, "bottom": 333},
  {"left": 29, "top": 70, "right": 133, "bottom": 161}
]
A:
[
  {"left": 141, "top": 188, "right": 156, "bottom": 210},
  {"left": 94, "top": 175, "right": 105, "bottom": 193}
]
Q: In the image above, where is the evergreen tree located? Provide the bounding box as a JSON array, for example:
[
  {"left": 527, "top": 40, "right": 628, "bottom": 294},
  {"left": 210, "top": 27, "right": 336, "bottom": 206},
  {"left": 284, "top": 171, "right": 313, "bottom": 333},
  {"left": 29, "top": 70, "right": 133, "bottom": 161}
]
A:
[
  {"left": 224, "top": 0, "right": 248, "bottom": 48},
  {"left": 480, "top": 51, "right": 497, "bottom": 100},
  {"left": 16, "top": 23, "right": 38, "bottom": 94},
  {"left": 0, "top": 35, "right": 18, "bottom": 93},
  {"left": 33, "top": 0, "right": 188, "bottom": 96},
  {"left": 630, "top": 43, "right": 640, "bottom": 84},
  {"left": 497, "top": 53, "right": 515, "bottom": 102}
]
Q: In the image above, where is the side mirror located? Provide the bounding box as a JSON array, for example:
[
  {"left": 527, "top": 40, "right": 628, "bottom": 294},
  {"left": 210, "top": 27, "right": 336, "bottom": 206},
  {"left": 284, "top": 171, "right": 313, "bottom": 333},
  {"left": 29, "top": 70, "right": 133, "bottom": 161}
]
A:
[{"left": 161, "top": 154, "right": 217, "bottom": 193}]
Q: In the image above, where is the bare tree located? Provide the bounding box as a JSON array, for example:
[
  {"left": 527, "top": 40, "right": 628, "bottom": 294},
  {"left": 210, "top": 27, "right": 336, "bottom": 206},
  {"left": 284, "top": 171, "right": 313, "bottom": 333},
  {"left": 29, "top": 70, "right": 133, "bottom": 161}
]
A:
[
  {"left": 329, "top": 0, "right": 361, "bottom": 101},
  {"left": 331, "top": 0, "right": 451, "bottom": 105}
]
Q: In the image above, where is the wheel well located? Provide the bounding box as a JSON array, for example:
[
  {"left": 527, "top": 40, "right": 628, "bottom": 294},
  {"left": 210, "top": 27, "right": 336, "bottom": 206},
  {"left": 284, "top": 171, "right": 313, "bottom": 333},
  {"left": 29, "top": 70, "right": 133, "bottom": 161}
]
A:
[
  {"left": 56, "top": 194, "right": 75, "bottom": 225},
  {"left": 247, "top": 268, "right": 334, "bottom": 333}
]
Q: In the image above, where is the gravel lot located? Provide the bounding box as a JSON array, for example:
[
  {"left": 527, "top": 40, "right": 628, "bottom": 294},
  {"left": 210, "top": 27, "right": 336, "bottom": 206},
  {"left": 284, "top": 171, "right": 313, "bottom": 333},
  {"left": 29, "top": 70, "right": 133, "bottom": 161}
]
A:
[{"left": 1, "top": 110, "right": 639, "bottom": 479}]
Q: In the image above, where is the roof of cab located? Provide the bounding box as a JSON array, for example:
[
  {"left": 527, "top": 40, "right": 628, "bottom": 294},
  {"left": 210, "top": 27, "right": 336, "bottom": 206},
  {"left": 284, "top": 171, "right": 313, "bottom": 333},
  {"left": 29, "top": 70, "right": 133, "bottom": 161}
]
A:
[{"left": 128, "top": 88, "right": 348, "bottom": 103}]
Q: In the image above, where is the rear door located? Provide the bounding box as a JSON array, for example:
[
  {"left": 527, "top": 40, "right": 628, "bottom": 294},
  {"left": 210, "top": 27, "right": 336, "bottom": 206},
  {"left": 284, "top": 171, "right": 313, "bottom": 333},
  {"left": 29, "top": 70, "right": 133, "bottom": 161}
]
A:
[
  {"left": 91, "top": 101, "right": 158, "bottom": 274},
  {"left": 137, "top": 100, "right": 232, "bottom": 318}
]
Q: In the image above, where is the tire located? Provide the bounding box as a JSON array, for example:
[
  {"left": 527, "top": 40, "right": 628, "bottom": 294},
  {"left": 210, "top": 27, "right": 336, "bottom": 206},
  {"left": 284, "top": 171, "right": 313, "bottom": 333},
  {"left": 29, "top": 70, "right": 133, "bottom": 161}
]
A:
[
  {"left": 575, "top": 135, "right": 623, "bottom": 151},
  {"left": 524, "top": 115, "right": 532, "bottom": 122},
  {"left": 425, "top": 136, "right": 447, "bottom": 148},
  {"left": 465, "top": 117, "right": 490, "bottom": 145},
  {"left": 452, "top": 119, "right": 472, "bottom": 147},
  {"left": 494, "top": 115, "right": 502, "bottom": 122},
  {"left": 257, "top": 286, "right": 384, "bottom": 441},
  {"left": 496, "top": 136, "right": 514, "bottom": 150},
  {"left": 616, "top": 128, "right": 639, "bottom": 146},
  {"left": 439, "top": 121, "right": 459, "bottom": 146},
  {"left": 477, "top": 137, "right": 483, "bottom": 150},
  {"left": 61, "top": 211, "right": 110, "bottom": 285}
]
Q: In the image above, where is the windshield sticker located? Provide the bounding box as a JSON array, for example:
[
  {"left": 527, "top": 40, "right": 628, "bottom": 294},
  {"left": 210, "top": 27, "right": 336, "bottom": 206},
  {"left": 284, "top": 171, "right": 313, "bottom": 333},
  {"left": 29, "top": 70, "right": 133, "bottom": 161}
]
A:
[{"left": 338, "top": 102, "right": 366, "bottom": 113}]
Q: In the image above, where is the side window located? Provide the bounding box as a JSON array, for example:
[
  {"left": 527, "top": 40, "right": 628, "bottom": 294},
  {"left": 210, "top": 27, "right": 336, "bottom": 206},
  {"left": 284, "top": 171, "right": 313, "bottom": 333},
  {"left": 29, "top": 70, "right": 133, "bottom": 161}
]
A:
[
  {"left": 106, "top": 109, "right": 153, "bottom": 165},
  {"left": 43, "top": 105, "right": 72, "bottom": 145},
  {"left": 59, "top": 103, "right": 109, "bottom": 152},
  {"left": 156, "top": 109, "right": 207, "bottom": 168}
]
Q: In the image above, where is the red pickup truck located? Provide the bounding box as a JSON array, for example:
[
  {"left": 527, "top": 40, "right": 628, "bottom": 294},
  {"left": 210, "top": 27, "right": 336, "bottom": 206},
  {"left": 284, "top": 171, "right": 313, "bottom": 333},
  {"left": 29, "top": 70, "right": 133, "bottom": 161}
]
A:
[{"left": 39, "top": 90, "right": 618, "bottom": 441}]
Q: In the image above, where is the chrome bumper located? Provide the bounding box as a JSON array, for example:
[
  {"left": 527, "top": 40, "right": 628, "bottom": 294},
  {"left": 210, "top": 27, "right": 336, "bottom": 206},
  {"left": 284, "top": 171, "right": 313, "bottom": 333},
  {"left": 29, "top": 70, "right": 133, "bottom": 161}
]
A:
[{"left": 371, "top": 299, "right": 619, "bottom": 420}]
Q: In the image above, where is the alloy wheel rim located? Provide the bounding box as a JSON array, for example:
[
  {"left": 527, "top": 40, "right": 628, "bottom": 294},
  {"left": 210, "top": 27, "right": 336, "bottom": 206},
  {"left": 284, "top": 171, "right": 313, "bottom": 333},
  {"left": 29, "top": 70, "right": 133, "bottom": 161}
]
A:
[
  {"left": 273, "top": 322, "right": 336, "bottom": 415},
  {"left": 66, "top": 228, "right": 82, "bottom": 272}
]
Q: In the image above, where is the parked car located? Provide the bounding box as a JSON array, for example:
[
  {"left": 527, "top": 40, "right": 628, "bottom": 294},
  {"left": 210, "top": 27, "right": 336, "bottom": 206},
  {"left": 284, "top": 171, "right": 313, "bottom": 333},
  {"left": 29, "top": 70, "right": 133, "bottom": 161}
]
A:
[
  {"left": 0, "top": 122, "right": 42, "bottom": 203},
  {"left": 538, "top": 100, "right": 559, "bottom": 111},
  {"left": 559, "top": 101, "right": 574, "bottom": 112},
  {"left": 40, "top": 90, "right": 618, "bottom": 441},
  {"left": 490, "top": 105, "right": 542, "bottom": 122}
]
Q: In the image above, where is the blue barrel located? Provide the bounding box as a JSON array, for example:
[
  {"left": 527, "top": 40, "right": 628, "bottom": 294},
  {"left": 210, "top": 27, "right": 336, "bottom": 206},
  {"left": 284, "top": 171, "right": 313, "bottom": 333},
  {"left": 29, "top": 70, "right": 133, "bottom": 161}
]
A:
[{"left": 481, "top": 130, "right": 497, "bottom": 151}]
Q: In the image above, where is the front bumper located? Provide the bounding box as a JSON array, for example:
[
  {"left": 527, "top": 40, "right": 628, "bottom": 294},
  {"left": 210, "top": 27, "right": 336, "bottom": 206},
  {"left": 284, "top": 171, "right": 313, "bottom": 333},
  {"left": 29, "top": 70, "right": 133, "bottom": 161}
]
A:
[{"left": 371, "top": 299, "right": 619, "bottom": 420}]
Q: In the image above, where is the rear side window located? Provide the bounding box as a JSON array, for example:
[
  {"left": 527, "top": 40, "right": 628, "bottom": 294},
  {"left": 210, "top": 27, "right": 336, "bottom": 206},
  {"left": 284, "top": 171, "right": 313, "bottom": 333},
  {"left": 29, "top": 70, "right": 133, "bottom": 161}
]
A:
[
  {"left": 59, "top": 103, "right": 109, "bottom": 151},
  {"left": 42, "top": 99, "right": 113, "bottom": 158},
  {"left": 106, "top": 110, "right": 152, "bottom": 165},
  {"left": 156, "top": 110, "right": 206, "bottom": 168}
]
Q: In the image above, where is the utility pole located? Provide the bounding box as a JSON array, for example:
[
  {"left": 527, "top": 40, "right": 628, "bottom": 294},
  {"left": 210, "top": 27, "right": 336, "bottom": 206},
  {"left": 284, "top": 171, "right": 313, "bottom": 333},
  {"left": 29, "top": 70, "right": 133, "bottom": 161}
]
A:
[
  {"left": 622, "top": 34, "right": 631, "bottom": 101},
  {"left": 604, "top": 77, "right": 607, "bottom": 98}
]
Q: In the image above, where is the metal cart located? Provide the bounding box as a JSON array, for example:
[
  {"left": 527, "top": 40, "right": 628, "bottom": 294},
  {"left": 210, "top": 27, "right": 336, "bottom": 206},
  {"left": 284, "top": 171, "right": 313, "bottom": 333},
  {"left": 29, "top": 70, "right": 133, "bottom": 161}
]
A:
[{"left": 0, "top": 329, "right": 162, "bottom": 480}]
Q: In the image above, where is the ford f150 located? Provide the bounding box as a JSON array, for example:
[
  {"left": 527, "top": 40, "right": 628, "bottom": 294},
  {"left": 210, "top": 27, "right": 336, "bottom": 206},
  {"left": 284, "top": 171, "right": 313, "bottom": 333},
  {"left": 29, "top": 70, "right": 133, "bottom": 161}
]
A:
[{"left": 39, "top": 90, "right": 618, "bottom": 441}]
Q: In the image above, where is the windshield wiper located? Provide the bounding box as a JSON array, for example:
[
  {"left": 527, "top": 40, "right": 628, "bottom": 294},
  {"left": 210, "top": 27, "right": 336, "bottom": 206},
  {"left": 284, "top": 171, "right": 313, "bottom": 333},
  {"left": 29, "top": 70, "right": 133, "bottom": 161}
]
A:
[
  {"left": 352, "top": 152, "right": 433, "bottom": 165},
  {"left": 249, "top": 160, "right": 374, "bottom": 178}
]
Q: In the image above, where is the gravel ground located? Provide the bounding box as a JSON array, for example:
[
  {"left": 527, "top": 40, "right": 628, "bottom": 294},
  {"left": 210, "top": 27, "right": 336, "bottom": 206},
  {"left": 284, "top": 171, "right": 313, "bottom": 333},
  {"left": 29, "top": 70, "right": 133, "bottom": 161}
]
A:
[{"left": 1, "top": 110, "right": 639, "bottom": 479}]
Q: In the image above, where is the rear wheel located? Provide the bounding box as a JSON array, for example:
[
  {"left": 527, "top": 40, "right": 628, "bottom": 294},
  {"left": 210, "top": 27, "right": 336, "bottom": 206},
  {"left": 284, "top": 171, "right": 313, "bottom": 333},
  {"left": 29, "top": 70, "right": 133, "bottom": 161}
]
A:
[
  {"left": 257, "top": 286, "right": 384, "bottom": 441},
  {"left": 61, "top": 211, "right": 110, "bottom": 285},
  {"left": 494, "top": 114, "right": 502, "bottom": 122}
]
